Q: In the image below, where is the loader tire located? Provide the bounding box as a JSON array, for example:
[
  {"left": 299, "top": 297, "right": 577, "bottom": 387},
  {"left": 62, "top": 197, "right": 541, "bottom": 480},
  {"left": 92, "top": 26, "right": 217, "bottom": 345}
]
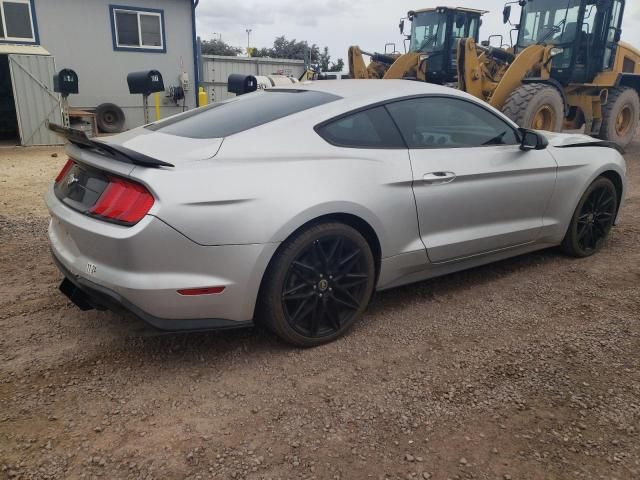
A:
[
  {"left": 598, "top": 87, "right": 639, "bottom": 150},
  {"left": 502, "top": 83, "right": 564, "bottom": 132}
]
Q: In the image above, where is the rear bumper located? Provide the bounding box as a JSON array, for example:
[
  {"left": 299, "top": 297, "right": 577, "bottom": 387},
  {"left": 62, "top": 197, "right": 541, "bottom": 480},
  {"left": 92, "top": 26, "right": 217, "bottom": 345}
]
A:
[
  {"left": 53, "top": 252, "right": 251, "bottom": 331},
  {"left": 46, "top": 185, "right": 279, "bottom": 328}
]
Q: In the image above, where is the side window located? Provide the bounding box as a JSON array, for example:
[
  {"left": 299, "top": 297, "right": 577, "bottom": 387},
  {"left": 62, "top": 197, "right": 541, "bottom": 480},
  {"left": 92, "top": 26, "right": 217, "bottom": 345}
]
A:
[
  {"left": 469, "top": 18, "right": 478, "bottom": 40},
  {"left": 316, "top": 106, "right": 405, "bottom": 149},
  {"left": 110, "top": 6, "right": 165, "bottom": 52},
  {"left": 0, "top": 0, "right": 37, "bottom": 43},
  {"left": 386, "top": 97, "right": 519, "bottom": 149}
]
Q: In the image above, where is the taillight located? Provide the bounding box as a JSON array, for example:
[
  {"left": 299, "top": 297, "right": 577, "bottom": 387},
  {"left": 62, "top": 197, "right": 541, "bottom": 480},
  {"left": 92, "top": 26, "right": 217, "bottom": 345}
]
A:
[
  {"left": 90, "top": 177, "right": 154, "bottom": 225},
  {"left": 55, "top": 159, "right": 74, "bottom": 184}
]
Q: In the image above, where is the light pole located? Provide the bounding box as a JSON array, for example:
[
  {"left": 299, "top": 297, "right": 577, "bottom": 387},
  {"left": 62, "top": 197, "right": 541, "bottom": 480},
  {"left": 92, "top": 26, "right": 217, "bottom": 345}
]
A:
[{"left": 246, "top": 29, "right": 252, "bottom": 53}]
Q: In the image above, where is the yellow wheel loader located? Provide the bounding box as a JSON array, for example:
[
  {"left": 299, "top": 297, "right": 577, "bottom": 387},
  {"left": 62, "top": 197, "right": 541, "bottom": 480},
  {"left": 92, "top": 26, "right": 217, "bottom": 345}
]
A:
[
  {"left": 458, "top": 0, "right": 640, "bottom": 148},
  {"left": 349, "top": 7, "right": 487, "bottom": 83}
]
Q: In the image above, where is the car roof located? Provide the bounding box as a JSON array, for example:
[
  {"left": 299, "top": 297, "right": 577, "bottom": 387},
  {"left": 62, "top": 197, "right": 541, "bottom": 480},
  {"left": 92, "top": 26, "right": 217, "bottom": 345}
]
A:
[
  {"left": 287, "top": 79, "right": 467, "bottom": 104},
  {"left": 265, "top": 79, "right": 520, "bottom": 133}
]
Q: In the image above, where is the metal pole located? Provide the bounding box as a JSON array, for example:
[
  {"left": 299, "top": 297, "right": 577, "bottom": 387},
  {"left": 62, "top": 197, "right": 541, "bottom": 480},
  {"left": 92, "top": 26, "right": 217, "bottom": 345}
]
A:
[
  {"left": 61, "top": 96, "right": 70, "bottom": 128},
  {"left": 154, "top": 93, "right": 161, "bottom": 121},
  {"left": 246, "top": 29, "right": 252, "bottom": 53},
  {"left": 143, "top": 95, "right": 149, "bottom": 124}
]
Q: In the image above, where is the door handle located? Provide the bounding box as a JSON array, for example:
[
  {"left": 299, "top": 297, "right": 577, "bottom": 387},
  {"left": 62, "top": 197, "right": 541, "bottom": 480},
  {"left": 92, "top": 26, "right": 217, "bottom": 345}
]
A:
[{"left": 423, "top": 172, "right": 457, "bottom": 185}]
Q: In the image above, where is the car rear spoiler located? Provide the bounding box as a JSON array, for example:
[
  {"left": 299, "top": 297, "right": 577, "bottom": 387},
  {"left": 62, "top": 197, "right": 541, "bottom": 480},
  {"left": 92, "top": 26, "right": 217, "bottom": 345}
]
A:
[
  {"left": 555, "top": 140, "right": 625, "bottom": 154},
  {"left": 47, "top": 122, "right": 175, "bottom": 168}
]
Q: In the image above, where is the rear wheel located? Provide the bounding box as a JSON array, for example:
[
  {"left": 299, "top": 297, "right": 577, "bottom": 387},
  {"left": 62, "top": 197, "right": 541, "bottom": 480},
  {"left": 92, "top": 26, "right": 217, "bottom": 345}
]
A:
[
  {"left": 561, "top": 177, "right": 618, "bottom": 258},
  {"left": 598, "top": 87, "right": 639, "bottom": 149},
  {"left": 259, "top": 222, "right": 376, "bottom": 347},
  {"left": 502, "top": 83, "right": 564, "bottom": 132}
]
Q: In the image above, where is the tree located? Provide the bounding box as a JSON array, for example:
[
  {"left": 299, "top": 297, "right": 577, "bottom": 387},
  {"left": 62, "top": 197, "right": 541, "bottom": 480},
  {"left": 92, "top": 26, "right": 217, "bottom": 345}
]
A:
[
  {"left": 201, "top": 38, "right": 242, "bottom": 56},
  {"left": 329, "top": 58, "right": 345, "bottom": 72},
  {"left": 250, "top": 36, "right": 345, "bottom": 72},
  {"left": 319, "top": 46, "right": 331, "bottom": 71},
  {"left": 317, "top": 46, "right": 344, "bottom": 72},
  {"left": 251, "top": 36, "right": 320, "bottom": 63}
]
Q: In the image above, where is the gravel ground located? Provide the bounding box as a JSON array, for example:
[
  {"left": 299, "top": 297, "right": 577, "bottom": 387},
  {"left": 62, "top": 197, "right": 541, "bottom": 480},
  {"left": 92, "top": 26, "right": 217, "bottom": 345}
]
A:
[{"left": 0, "top": 140, "right": 639, "bottom": 480}]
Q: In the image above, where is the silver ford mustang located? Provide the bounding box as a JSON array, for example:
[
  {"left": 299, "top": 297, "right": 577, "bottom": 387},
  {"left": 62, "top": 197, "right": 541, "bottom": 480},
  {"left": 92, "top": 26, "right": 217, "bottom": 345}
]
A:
[{"left": 47, "top": 80, "right": 626, "bottom": 346}]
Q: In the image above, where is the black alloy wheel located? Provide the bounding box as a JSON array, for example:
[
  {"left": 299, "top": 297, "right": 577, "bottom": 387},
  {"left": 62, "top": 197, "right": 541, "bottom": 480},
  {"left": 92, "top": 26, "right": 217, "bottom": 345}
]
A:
[
  {"left": 260, "top": 223, "right": 375, "bottom": 347},
  {"left": 562, "top": 177, "right": 618, "bottom": 257},
  {"left": 282, "top": 235, "right": 369, "bottom": 338}
]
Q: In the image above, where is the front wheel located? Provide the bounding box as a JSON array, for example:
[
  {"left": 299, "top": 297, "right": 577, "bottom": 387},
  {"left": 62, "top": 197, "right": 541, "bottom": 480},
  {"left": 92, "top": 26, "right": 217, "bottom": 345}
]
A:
[
  {"left": 598, "top": 87, "right": 639, "bottom": 150},
  {"left": 259, "top": 222, "right": 376, "bottom": 347},
  {"left": 502, "top": 83, "right": 564, "bottom": 132},
  {"left": 561, "top": 177, "right": 618, "bottom": 258}
]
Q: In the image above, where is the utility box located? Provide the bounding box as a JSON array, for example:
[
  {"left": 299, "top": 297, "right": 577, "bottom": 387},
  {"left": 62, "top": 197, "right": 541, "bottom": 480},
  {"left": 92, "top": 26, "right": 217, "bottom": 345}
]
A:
[
  {"left": 228, "top": 74, "right": 257, "bottom": 96},
  {"left": 53, "top": 68, "right": 79, "bottom": 97},
  {"left": 127, "top": 70, "right": 164, "bottom": 96}
]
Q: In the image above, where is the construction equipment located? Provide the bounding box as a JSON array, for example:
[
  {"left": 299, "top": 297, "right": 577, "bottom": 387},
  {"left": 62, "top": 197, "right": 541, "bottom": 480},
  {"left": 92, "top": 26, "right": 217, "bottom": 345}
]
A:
[
  {"left": 458, "top": 0, "right": 640, "bottom": 148},
  {"left": 349, "top": 7, "right": 487, "bottom": 83}
]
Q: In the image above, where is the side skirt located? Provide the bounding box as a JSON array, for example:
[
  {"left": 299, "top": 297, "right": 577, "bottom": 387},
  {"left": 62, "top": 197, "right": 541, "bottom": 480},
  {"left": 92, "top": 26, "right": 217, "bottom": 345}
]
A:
[{"left": 377, "top": 242, "right": 558, "bottom": 291}]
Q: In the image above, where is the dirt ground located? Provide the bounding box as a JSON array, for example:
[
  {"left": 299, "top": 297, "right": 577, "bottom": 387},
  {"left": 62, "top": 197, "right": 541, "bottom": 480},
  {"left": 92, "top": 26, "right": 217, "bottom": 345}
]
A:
[{"left": 0, "top": 140, "right": 638, "bottom": 480}]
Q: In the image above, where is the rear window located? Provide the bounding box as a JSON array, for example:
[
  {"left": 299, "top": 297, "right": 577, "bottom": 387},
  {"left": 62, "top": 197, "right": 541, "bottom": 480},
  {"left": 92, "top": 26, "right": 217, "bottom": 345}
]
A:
[{"left": 148, "top": 89, "right": 340, "bottom": 139}]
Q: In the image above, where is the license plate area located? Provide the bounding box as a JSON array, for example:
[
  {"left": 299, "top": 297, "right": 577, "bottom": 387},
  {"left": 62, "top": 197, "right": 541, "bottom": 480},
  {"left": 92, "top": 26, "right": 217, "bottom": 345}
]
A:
[{"left": 54, "top": 162, "right": 110, "bottom": 213}]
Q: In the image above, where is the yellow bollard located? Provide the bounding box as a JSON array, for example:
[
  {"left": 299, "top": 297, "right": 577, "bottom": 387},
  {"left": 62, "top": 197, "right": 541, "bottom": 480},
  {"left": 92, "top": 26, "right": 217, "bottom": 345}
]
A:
[
  {"left": 198, "top": 86, "right": 208, "bottom": 107},
  {"left": 154, "top": 93, "right": 161, "bottom": 121}
]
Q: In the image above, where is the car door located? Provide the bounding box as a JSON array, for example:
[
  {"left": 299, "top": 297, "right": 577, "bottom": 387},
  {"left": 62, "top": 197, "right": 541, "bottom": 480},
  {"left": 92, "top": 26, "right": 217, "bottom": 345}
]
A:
[{"left": 386, "top": 96, "right": 558, "bottom": 263}]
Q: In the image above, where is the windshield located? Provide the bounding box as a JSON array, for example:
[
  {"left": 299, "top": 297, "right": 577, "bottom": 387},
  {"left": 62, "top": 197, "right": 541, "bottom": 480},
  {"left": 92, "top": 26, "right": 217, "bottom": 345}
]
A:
[
  {"left": 410, "top": 12, "right": 448, "bottom": 53},
  {"left": 517, "top": 0, "right": 582, "bottom": 48}
]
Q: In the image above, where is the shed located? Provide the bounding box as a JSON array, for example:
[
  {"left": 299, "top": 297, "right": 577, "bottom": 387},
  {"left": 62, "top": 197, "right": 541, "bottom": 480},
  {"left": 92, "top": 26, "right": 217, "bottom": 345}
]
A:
[
  {"left": 0, "top": 44, "right": 63, "bottom": 146},
  {"left": 0, "top": 0, "right": 199, "bottom": 146}
]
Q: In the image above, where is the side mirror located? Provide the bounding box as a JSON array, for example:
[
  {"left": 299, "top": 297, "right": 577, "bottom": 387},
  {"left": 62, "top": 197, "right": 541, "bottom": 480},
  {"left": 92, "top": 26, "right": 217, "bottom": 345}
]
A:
[
  {"left": 399, "top": 19, "right": 405, "bottom": 35},
  {"left": 519, "top": 128, "right": 549, "bottom": 151},
  {"left": 481, "top": 40, "right": 490, "bottom": 47},
  {"left": 503, "top": 5, "right": 512, "bottom": 24}
]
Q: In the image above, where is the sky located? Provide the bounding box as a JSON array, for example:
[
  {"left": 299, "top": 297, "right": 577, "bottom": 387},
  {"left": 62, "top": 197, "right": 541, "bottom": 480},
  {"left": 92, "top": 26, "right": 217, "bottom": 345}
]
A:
[{"left": 195, "top": 0, "right": 640, "bottom": 66}]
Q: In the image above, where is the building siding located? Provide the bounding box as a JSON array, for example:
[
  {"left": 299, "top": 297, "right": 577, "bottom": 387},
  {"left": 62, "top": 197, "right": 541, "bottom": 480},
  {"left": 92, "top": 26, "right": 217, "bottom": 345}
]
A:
[{"left": 33, "top": 0, "right": 196, "bottom": 129}]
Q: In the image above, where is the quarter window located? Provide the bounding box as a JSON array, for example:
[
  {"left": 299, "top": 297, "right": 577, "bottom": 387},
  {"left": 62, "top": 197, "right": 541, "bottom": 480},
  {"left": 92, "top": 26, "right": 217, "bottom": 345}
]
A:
[
  {"left": 386, "top": 97, "right": 519, "bottom": 149},
  {"left": 316, "top": 106, "right": 406, "bottom": 149},
  {"left": 111, "top": 6, "right": 164, "bottom": 52},
  {"left": 0, "top": 0, "right": 36, "bottom": 43}
]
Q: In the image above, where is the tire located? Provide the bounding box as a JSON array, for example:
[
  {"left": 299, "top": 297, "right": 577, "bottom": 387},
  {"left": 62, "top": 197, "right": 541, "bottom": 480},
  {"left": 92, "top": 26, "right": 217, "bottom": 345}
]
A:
[
  {"left": 258, "top": 222, "right": 376, "bottom": 347},
  {"left": 95, "top": 103, "right": 125, "bottom": 134},
  {"left": 561, "top": 177, "right": 618, "bottom": 258},
  {"left": 502, "top": 83, "right": 564, "bottom": 132},
  {"left": 598, "top": 87, "right": 639, "bottom": 150}
]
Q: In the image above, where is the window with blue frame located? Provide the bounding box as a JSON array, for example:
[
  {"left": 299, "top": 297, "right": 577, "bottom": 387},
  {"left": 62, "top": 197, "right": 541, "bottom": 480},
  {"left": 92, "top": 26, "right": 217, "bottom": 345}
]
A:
[
  {"left": 110, "top": 5, "right": 166, "bottom": 53},
  {"left": 0, "top": 0, "right": 38, "bottom": 44}
]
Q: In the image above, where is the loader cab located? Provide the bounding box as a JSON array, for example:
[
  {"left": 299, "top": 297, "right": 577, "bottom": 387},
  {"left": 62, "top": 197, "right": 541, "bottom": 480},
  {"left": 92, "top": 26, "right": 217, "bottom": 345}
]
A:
[
  {"left": 407, "top": 7, "right": 486, "bottom": 84},
  {"left": 512, "top": 0, "right": 625, "bottom": 85}
]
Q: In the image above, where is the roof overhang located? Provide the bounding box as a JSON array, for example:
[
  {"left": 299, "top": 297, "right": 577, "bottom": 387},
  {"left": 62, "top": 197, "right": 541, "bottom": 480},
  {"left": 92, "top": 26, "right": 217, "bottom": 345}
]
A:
[
  {"left": 410, "top": 7, "right": 489, "bottom": 16},
  {"left": 0, "top": 44, "right": 50, "bottom": 56}
]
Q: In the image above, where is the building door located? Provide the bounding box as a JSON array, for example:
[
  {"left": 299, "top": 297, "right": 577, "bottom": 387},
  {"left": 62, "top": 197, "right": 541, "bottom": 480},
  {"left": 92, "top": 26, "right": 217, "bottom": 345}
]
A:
[
  {"left": 8, "top": 54, "right": 63, "bottom": 146},
  {"left": 0, "top": 55, "right": 19, "bottom": 144}
]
